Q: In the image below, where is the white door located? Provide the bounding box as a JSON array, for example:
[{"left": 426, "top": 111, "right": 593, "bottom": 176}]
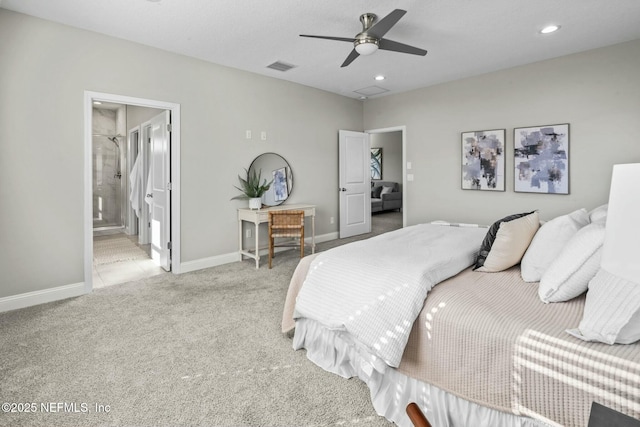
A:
[
  {"left": 148, "top": 111, "right": 172, "bottom": 271},
  {"left": 125, "top": 127, "right": 140, "bottom": 237},
  {"left": 339, "top": 130, "right": 371, "bottom": 238}
]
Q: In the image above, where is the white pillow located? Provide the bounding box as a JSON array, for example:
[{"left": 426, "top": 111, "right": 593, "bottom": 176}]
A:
[
  {"left": 588, "top": 203, "right": 608, "bottom": 224},
  {"left": 475, "top": 211, "right": 539, "bottom": 273},
  {"left": 538, "top": 222, "right": 605, "bottom": 303},
  {"left": 521, "top": 208, "right": 589, "bottom": 282},
  {"left": 567, "top": 268, "right": 640, "bottom": 344},
  {"left": 380, "top": 186, "right": 393, "bottom": 195}
]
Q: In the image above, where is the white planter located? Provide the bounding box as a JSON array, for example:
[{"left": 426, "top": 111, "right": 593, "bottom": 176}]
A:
[{"left": 249, "top": 198, "right": 262, "bottom": 210}]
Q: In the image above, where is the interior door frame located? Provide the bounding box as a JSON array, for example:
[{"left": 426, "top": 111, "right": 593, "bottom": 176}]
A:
[
  {"left": 365, "top": 125, "right": 407, "bottom": 228},
  {"left": 84, "top": 91, "right": 182, "bottom": 294},
  {"left": 125, "top": 125, "right": 140, "bottom": 237}
]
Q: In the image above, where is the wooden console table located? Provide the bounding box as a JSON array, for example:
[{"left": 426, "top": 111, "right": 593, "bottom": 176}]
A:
[{"left": 238, "top": 204, "right": 316, "bottom": 268}]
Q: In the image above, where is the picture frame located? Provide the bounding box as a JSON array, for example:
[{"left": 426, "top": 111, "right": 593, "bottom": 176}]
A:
[
  {"left": 461, "top": 129, "right": 505, "bottom": 191},
  {"left": 371, "top": 148, "right": 382, "bottom": 180},
  {"left": 272, "top": 167, "right": 289, "bottom": 202},
  {"left": 514, "top": 124, "right": 569, "bottom": 194}
]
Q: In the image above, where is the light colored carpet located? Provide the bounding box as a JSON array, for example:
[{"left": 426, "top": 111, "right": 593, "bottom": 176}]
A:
[
  {"left": 94, "top": 236, "right": 149, "bottom": 265},
  {"left": 0, "top": 212, "right": 401, "bottom": 427}
]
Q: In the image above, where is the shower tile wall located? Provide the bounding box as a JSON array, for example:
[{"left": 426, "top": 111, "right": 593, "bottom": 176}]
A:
[{"left": 93, "top": 107, "right": 125, "bottom": 228}]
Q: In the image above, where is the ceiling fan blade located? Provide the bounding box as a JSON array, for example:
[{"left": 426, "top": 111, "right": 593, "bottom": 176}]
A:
[
  {"left": 366, "top": 9, "right": 406, "bottom": 39},
  {"left": 378, "top": 38, "right": 427, "bottom": 56},
  {"left": 340, "top": 49, "right": 360, "bottom": 67},
  {"left": 300, "top": 35, "right": 356, "bottom": 43}
]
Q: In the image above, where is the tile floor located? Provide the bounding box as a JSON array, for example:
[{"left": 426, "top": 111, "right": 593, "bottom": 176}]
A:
[{"left": 93, "top": 233, "right": 167, "bottom": 288}]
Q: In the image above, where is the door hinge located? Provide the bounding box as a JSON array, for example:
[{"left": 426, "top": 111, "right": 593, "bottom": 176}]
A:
[
  {"left": 167, "top": 241, "right": 172, "bottom": 250},
  {"left": 167, "top": 182, "right": 172, "bottom": 191},
  {"left": 167, "top": 123, "right": 172, "bottom": 132}
]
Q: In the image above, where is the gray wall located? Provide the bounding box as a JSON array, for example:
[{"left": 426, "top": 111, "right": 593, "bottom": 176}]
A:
[
  {"left": 370, "top": 131, "right": 403, "bottom": 188},
  {"left": 2, "top": 8, "right": 639, "bottom": 302},
  {"left": 0, "top": 10, "right": 362, "bottom": 299},
  {"left": 364, "top": 40, "right": 640, "bottom": 226}
]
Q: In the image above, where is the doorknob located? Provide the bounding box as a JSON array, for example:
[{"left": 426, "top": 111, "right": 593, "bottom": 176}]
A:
[
  {"left": 146, "top": 193, "right": 153, "bottom": 198},
  {"left": 339, "top": 188, "right": 347, "bottom": 192}
]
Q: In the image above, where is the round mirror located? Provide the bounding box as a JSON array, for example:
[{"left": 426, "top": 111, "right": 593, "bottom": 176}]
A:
[{"left": 248, "top": 153, "right": 293, "bottom": 206}]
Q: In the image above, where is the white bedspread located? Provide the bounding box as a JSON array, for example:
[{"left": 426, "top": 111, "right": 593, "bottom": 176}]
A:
[{"left": 294, "top": 223, "right": 487, "bottom": 370}]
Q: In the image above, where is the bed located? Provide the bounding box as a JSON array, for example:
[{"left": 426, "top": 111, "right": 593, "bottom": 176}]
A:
[{"left": 282, "top": 214, "right": 640, "bottom": 427}]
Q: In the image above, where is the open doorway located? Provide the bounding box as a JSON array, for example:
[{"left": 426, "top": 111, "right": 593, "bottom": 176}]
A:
[
  {"left": 337, "top": 126, "right": 406, "bottom": 240},
  {"left": 91, "top": 103, "right": 167, "bottom": 287},
  {"left": 369, "top": 129, "right": 404, "bottom": 234},
  {"left": 84, "top": 92, "right": 182, "bottom": 293}
]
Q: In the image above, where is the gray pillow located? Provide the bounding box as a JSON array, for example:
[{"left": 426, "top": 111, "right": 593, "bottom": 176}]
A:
[{"left": 372, "top": 186, "right": 383, "bottom": 198}]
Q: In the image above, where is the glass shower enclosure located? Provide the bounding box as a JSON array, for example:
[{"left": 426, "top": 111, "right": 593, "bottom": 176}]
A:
[{"left": 93, "top": 105, "right": 127, "bottom": 232}]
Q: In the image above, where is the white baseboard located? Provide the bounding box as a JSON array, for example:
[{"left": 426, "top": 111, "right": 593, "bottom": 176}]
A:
[
  {"left": 312, "top": 231, "right": 339, "bottom": 243},
  {"left": 178, "top": 231, "right": 339, "bottom": 274},
  {"left": 179, "top": 251, "right": 242, "bottom": 273},
  {"left": 0, "top": 233, "right": 342, "bottom": 312},
  {"left": 0, "top": 282, "right": 87, "bottom": 313}
]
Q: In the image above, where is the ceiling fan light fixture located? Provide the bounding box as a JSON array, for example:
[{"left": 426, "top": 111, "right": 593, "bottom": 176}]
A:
[
  {"left": 299, "top": 9, "right": 427, "bottom": 67},
  {"left": 354, "top": 38, "right": 379, "bottom": 55}
]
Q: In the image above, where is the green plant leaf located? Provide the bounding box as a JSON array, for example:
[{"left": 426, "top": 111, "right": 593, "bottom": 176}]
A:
[{"left": 230, "top": 168, "right": 274, "bottom": 200}]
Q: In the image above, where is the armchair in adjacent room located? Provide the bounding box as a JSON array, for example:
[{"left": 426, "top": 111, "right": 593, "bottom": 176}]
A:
[{"left": 371, "top": 181, "right": 402, "bottom": 213}]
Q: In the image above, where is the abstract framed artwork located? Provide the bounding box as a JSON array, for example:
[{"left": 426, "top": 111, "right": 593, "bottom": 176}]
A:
[
  {"left": 514, "top": 124, "right": 569, "bottom": 194},
  {"left": 371, "top": 148, "right": 382, "bottom": 179},
  {"left": 461, "top": 129, "right": 505, "bottom": 191},
  {"left": 272, "top": 167, "right": 289, "bottom": 202}
]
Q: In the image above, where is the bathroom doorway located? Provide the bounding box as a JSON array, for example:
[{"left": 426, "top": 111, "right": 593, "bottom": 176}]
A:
[
  {"left": 84, "top": 92, "right": 182, "bottom": 292},
  {"left": 91, "top": 103, "right": 163, "bottom": 287}
]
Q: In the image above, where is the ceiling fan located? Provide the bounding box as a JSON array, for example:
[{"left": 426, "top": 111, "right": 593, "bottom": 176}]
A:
[{"left": 300, "top": 9, "right": 428, "bottom": 67}]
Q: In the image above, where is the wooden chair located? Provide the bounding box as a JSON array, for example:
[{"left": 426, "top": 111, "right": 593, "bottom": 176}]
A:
[
  {"left": 406, "top": 403, "right": 432, "bottom": 427},
  {"left": 268, "top": 210, "right": 305, "bottom": 269}
]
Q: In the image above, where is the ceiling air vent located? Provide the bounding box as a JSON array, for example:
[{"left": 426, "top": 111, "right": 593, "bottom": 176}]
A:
[
  {"left": 267, "top": 61, "right": 296, "bottom": 72},
  {"left": 354, "top": 86, "right": 389, "bottom": 97}
]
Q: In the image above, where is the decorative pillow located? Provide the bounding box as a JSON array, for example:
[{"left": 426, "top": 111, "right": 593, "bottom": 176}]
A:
[
  {"left": 372, "top": 186, "right": 383, "bottom": 198},
  {"left": 538, "top": 222, "right": 605, "bottom": 303},
  {"left": 520, "top": 208, "right": 590, "bottom": 282},
  {"left": 588, "top": 203, "right": 608, "bottom": 224},
  {"left": 380, "top": 186, "right": 393, "bottom": 196},
  {"left": 567, "top": 268, "right": 640, "bottom": 344},
  {"left": 474, "top": 211, "right": 539, "bottom": 272}
]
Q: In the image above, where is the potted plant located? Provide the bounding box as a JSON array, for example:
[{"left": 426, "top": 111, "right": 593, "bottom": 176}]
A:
[{"left": 231, "top": 168, "right": 273, "bottom": 209}]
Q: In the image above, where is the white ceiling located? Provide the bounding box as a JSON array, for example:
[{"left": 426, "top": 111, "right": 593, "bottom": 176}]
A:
[{"left": 2, "top": 0, "right": 640, "bottom": 99}]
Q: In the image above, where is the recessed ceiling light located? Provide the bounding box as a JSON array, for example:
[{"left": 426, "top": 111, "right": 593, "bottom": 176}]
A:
[
  {"left": 540, "top": 25, "right": 560, "bottom": 34},
  {"left": 93, "top": 101, "right": 102, "bottom": 105},
  {"left": 374, "top": 75, "right": 385, "bottom": 81},
  {"left": 359, "top": 96, "right": 368, "bottom": 100}
]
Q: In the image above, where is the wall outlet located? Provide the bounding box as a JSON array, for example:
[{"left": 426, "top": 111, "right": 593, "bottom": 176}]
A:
[
  {"left": 261, "top": 131, "right": 267, "bottom": 141},
  {"left": 245, "top": 130, "right": 252, "bottom": 139},
  {"left": 407, "top": 174, "right": 414, "bottom": 181},
  {"left": 330, "top": 216, "right": 334, "bottom": 224},
  {"left": 407, "top": 161, "right": 412, "bottom": 170},
  {"left": 245, "top": 228, "right": 252, "bottom": 238}
]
